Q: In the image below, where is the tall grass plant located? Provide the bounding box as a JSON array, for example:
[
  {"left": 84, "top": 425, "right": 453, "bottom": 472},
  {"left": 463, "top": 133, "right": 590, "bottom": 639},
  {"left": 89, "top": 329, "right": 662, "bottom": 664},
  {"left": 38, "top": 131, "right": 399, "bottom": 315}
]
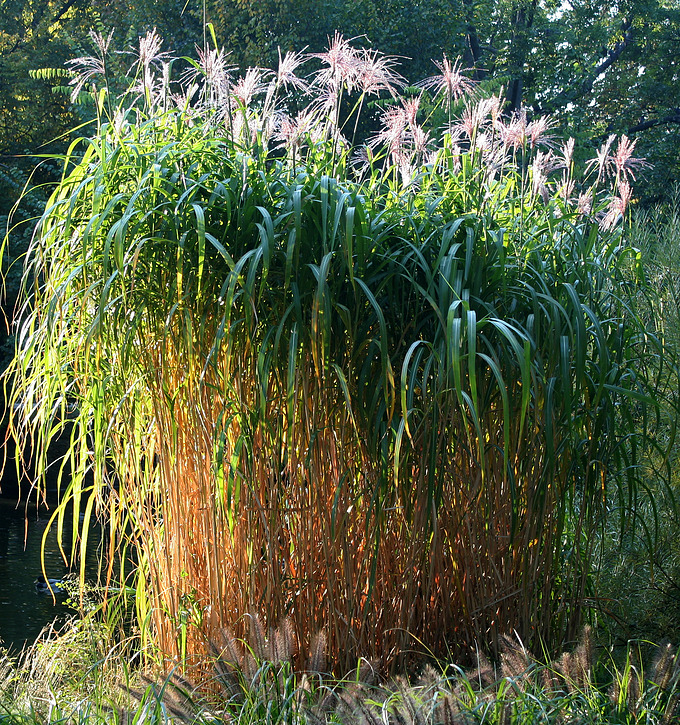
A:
[
  {"left": 595, "top": 189, "right": 680, "bottom": 645},
  {"left": 3, "top": 30, "right": 672, "bottom": 671}
]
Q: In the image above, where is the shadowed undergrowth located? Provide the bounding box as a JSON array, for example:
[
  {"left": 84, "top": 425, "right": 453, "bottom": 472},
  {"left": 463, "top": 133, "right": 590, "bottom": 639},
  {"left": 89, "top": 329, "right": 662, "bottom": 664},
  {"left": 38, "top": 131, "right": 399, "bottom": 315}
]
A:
[{"left": 2, "top": 621, "right": 680, "bottom": 724}]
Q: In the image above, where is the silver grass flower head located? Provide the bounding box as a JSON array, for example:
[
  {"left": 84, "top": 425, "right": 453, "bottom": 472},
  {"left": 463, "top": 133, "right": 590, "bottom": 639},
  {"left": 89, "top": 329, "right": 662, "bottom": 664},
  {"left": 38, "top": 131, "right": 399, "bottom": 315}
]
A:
[
  {"left": 418, "top": 55, "right": 475, "bottom": 108},
  {"left": 440, "top": 137, "right": 463, "bottom": 173},
  {"left": 158, "top": 61, "right": 171, "bottom": 105},
  {"left": 311, "top": 32, "right": 362, "bottom": 93},
  {"left": 482, "top": 142, "right": 507, "bottom": 182},
  {"left": 412, "top": 125, "right": 431, "bottom": 156},
  {"left": 526, "top": 115, "right": 555, "bottom": 148},
  {"left": 134, "top": 27, "right": 170, "bottom": 80},
  {"left": 112, "top": 108, "right": 127, "bottom": 136},
  {"left": 601, "top": 179, "right": 632, "bottom": 230},
  {"left": 137, "top": 28, "right": 165, "bottom": 68},
  {"left": 586, "top": 133, "right": 616, "bottom": 181},
  {"left": 456, "top": 99, "right": 489, "bottom": 140},
  {"left": 532, "top": 149, "right": 561, "bottom": 176},
  {"left": 186, "top": 46, "right": 235, "bottom": 105},
  {"left": 500, "top": 109, "right": 528, "bottom": 150},
  {"left": 67, "top": 29, "right": 114, "bottom": 102},
  {"left": 171, "top": 84, "right": 199, "bottom": 113},
  {"left": 276, "top": 48, "right": 308, "bottom": 92},
  {"left": 370, "top": 105, "right": 408, "bottom": 159},
  {"left": 399, "top": 160, "right": 416, "bottom": 186},
  {"left": 274, "top": 107, "right": 322, "bottom": 152},
  {"left": 232, "top": 68, "right": 267, "bottom": 107},
  {"left": 91, "top": 28, "right": 115, "bottom": 56},
  {"left": 560, "top": 178, "right": 575, "bottom": 202},
  {"left": 357, "top": 48, "right": 405, "bottom": 97},
  {"left": 350, "top": 145, "right": 371, "bottom": 176},
  {"left": 473, "top": 131, "right": 492, "bottom": 154},
  {"left": 273, "top": 114, "right": 298, "bottom": 150},
  {"left": 425, "top": 148, "right": 440, "bottom": 169},
  {"left": 611, "top": 135, "right": 649, "bottom": 180},
  {"left": 443, "top": 125, "right": 466, "bottom": 148},
  {"left": 561, "top": 137, "right": 575, "bottom": 168},
  {"left": 577, "top": 189, "right": 594, "bottom": 215},
  {"left": 273, "top": 108, "right": 323, "bottom": 149},
  {"left": 402, "top": 94, "right": 421, "bottom": 127},
  {"left": 483, "top": 93, "right": 504, "bottom": 128},
  {"left": 310, "top": 84, "right": 340, "bottom": 115},
  {"left": 131, "top": 28, "right": 171, "bottom": 104}
]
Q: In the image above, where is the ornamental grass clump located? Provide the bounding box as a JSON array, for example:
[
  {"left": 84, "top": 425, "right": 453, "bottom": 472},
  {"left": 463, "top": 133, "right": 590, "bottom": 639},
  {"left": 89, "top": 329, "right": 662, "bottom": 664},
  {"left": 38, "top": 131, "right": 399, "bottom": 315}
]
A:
[{"left": 4, "top": 30, "right": 670, "bottom": 672}]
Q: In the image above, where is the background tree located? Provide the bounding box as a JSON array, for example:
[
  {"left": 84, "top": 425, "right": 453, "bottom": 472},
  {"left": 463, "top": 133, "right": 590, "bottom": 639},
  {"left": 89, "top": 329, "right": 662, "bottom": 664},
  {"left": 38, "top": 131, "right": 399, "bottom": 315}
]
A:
[
  {"left": 193, "top": 0, "right": 467, "bottom": 81},
  {"left": 0, "top": 0, "right": 93, "bottom": 370}
]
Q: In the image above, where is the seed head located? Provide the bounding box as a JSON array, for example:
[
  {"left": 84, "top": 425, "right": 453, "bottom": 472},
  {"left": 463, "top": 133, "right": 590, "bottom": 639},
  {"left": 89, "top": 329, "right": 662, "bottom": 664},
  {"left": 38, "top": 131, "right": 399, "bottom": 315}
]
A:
[
  {"left": 356, "top": 48, "right": 405, "bottom": 97},
  {"left": 561, "top": 137, "right": 575, "bottom": 169},
  {"left": 371, "top": 105, "right": 408, "bottom": 160},
  {"left": 402, "top": 95, "right": 421, "bottom": 126},
  {"left": 601, "top": 179, "right": 633, "bottom": 230},
  {"left": 611, "top": 135, "right": 649, "bottom": 180},
  {"left": 455, "top": 100, "right": 489, "bottom": 140},
  {"left": 586, "top": 134, "right": 616, "bottom": 181},
  {"left": 577, "top": 189, "right": 594, "bottom": 215},
  {"left": 412, "top": 125, "right": 431, "bottom": 156},
  {"left": 276, "top": 48, "right": 308, "bottom": 92},
  {"left": 186, "top": 46, "right": 234, "bottom": 105},
  {"left": 418, "top": 55, "right": 475, "bottom": 108},
  {"left": 274, "top": 108, "right": 320, "bottom": 152},
  {"left": 500, "top": 110, "right": 528, "bottom": 150},
  {"left": 312, "top": 32, "right": 362, "bottom": 93},
  {"left": 137, "top": 28, "right": 166, "bottom": 71},
  {"left": 232, "top": 68, "right": 267, "bottom": 107},
  {"left": 531, "top": 150, "right": 559, "bottom": 203},
  {"left": 67, "top": 29, "right": 114, "bottom": 102},
  {"left": 527, "top": 115, "right": 555, "bottom": 148}
]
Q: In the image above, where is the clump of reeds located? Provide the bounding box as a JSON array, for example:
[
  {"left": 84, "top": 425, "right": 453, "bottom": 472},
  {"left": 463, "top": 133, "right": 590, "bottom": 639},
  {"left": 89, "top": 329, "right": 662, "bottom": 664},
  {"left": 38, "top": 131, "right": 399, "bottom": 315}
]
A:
[{"left": 4, "top": 28, "right": 671, "bottom": 675}]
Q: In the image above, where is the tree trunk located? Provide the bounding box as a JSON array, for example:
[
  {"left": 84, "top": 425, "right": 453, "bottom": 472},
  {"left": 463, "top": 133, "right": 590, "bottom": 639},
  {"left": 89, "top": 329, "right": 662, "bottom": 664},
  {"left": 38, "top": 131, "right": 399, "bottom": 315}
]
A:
[{"left": 505, "top": 0, "right": 537, "bottom": 112}]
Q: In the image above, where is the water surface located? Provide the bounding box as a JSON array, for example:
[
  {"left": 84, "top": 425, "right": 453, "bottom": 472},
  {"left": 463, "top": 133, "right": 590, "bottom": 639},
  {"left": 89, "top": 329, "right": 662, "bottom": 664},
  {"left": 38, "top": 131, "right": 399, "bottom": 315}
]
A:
[{"left": 0, "top": 496, "right": 103, "bottom": 652}]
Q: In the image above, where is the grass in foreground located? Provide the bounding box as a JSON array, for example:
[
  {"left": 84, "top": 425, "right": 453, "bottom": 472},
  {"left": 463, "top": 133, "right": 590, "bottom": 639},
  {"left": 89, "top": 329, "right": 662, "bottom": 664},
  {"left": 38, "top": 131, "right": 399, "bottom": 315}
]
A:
[{"left": 1, "top": 620, "right": 680, "bottom": 724}]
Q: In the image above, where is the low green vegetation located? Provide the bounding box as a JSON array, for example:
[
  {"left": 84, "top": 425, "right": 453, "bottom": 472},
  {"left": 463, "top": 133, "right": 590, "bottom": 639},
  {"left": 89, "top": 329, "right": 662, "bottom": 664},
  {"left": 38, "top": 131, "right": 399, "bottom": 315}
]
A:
[{"left": 2, "top": 619, "right": 680, "bottom": 724}]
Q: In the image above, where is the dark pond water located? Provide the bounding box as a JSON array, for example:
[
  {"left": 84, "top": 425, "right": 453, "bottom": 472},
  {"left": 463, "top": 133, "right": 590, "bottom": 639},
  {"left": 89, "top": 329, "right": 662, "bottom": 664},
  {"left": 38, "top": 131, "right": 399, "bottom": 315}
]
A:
[
  {"left": 0, "top": 415, "right": 110, "bottom": 651},
  {"left": 0, "top": 495, "right": 104, "bottom": 652}
]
